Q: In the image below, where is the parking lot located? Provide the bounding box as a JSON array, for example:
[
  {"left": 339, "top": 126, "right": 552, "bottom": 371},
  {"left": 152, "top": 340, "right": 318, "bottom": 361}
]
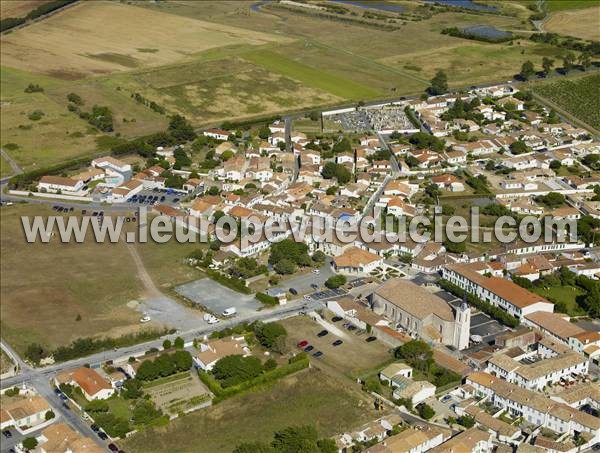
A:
[
  {"left": 275, "top": 262, "right": 334, "bottom": 295},
  {"left": 175, "top": 278, "right": 261, "bottom": 317},
  {"left": 127, "top": 188, "right": 185, "bottom": 206},
  {"left": 281, "top": 315, "right": 393, "bottom": 378}
]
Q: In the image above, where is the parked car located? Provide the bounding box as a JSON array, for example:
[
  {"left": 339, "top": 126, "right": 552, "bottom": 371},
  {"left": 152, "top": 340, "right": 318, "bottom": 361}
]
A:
[
  {"left": 332, "top": 339, "right": 343, "bottom": 346},
  {"left": 317, "top": 330, "right": 328, "bottom": 337},
  {"left": 90, "top": 424, "right": 100, "bottom": 432},
  {"left": 331, "top": 316, "right": 342, "bottom": 322},
  {"left": 313, "top": 351, "right": 323, "bottom": 358},
  {"left": 347, "top": 325, "right": 357, "bottom": 331},
  {"left": 289, "top": 288, "right": 298, "bottom": 295},
  {"left": 108, "top": 444, "right": 119, "bottom": 452},
  {"left": 310, "top": 283, "right": 318, "bottom": 289},
  {"left": 304, "top": 345, "right": 314, "bottom": 352},
  {"left": 297, "top": 340, "right": 308, "bottom": 348},
  {"left": 365, "top": 336, "right": 377, "bottom": 342},
  {"left": 312, "top": 269, "right": 320, "bottom": 274},
  {"left": 98, "top": 431, "right": 108, "bottom": 440},
  {"left": 2, "top": 430, "right": 12, "bottom": 438},
  {"left": 440, "top": 395, "right": 452, "bottom": 403}
]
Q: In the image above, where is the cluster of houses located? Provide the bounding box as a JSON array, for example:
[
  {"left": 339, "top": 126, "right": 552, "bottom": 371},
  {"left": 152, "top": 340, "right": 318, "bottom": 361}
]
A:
[{"left": 0, "top": 385, "right": 102, "bottom": 453}]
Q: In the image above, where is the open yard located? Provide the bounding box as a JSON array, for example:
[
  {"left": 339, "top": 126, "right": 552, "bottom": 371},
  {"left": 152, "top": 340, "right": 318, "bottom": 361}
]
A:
[
  {"left": 0, "top": 204, "right": 144, "bottom": 355},
  {"left": 531, "top": 285, "right": 587, "bottom": 316},
  {"left": 544, "top": 7, "right": 600, "bottom": 42},
  {"left": 281, "top": 315, "right": 394, "bottom": 379},
  {"left": 123, "top": 368, "right": 381, "bottom": 453},
  {"left": 0, "top": 1, "right": 289, "bottom": 79}
]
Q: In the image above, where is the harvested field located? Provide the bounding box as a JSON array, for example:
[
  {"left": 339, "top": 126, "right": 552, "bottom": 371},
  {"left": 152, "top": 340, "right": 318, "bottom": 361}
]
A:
[
  {"left": 544, "top": 7, "right": 600, "bottom": 41},
  {"left": 0, "top": 1, "right": 290, "bottom": 78},
  {"left": 145, "top": 372, "right": 211, "bottom": 415}
]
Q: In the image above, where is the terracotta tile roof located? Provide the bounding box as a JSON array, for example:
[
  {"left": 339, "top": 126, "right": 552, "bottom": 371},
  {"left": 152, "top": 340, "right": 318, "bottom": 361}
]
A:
[
  {"left": 333, "top": 247, "right": 381, "bottom": 268},
  {"left": 524, "top": 311, "right": 585, "bottom": 340},
  {"left": 70, "top": 367, "right": 112, "bottom": 397}
]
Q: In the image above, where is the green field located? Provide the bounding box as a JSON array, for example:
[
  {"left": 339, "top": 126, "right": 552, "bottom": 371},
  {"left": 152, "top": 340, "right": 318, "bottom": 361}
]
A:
[
  {"left": 123, "top": 368, "right": 380, "bottom": 453},
  {"left": 531, "top": 73, "right": 600, "bottom": 131},
  {"left": 241, "top": 49, "right": 381, "bottom": 99},
  {"left": 546, "top": 0, "right": 600, "bottom": 12},
  {"left": 532, "top": 285, "right": 586, "bottom": 316}
]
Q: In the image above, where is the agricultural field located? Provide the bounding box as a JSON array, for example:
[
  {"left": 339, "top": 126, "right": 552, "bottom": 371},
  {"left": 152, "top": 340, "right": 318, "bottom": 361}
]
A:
[
  {"left": 144, "top": 371, "right": 211, "bottom": 415},
  {"left": 0, "top": 1, "right": 289, "bottom": 79},
  {"left": 544, "top": 7, "right": 600, "bottom": 41},
  {"left": 123, "top": 368, "right": 380, "bottom": 453},
  {"left": 531, "top": 73, "right": 600, "bottom": 131},
  {"left": 0, "top": 204, "right": 144, "bottom": 355}
]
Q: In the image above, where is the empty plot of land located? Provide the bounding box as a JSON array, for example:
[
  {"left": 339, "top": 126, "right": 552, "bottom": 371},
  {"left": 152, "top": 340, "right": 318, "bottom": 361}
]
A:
[
  {"left": 544, "top": 7, "right": 600, "bottom": 41},
  {"left": 0, "top": 1, "right": 290, "bottom": 78},
  {"left": 0, "top": 205, "right": 145, "bottom": 355},
  {"left": 123, "top": 369, "right": 380, "bottom": 453}
]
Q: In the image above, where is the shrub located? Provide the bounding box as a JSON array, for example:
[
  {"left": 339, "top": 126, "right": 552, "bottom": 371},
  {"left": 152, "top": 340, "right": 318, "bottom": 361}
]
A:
[
  {"left": 417, "top": 403, "right": 435, "bottom": 420},
  {"left": 325, "top": 274, "right": 347, "bottom": 289},
  {"left": 256, "top": 292, "right": 279, "bottom": 306}
]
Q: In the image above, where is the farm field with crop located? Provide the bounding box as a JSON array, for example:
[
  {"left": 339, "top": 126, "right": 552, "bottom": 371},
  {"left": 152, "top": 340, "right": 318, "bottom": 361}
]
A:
[
  {"left": 0, "top": 0, "right": 52, "bottom": 19},
  {"left": 531, "top": 73, "right": 600, "bottom": 131},
  {"left": 545, "top": 0, "right": 600, "bottom": 12}
]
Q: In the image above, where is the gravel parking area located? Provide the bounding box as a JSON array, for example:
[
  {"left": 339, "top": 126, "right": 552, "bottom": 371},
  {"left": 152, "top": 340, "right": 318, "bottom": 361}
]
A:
[{"left": 175, "top": 278, "right": 261, "bottom": 316}]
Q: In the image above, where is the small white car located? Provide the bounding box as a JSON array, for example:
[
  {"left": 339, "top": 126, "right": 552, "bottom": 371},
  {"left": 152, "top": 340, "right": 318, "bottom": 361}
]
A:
[
  {"left": 222, "top": 307, "right": 237, "bottom": 317},
  {"left": 312, "top": 269, "right": 320, "bottom": 274},
  {"left": 139, "top": 314, "right": 151, "bottom": 323}
]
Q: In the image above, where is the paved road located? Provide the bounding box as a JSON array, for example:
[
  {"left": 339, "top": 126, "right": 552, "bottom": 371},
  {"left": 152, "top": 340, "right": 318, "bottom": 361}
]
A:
[
  {"left": 0, "top": 148, "right": 23, "bottom": 184},
  {"left": 0, "top": 299, "right": 322, "bottom": 391}
]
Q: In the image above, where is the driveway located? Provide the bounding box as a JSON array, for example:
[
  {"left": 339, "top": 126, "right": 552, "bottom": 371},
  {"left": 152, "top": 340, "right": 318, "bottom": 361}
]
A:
[{"left": 175, "top": 278, "right": 261, "bottom": 317}]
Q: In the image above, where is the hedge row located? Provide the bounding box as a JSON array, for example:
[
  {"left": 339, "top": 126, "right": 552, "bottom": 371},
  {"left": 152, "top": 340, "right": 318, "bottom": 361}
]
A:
[
  {"left": 438, "top": 279, "right": 519, "bottom": 328},
  {"left": 9, "top": 154, "right": 99, "bottom": 189},
  {"left": 255, "top": 292, "right": 279, "bottom": 306},
  {"left": 198, "top": 357, "right": 309, "bottom": 402},
  {"left": 206, "top": 270, "right": 251, "bottom": 294}
]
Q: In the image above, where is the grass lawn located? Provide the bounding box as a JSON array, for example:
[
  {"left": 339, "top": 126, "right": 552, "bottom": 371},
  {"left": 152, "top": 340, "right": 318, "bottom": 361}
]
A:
[
  {"left": 0, "top": 349, "right": 14, "bottom": 374},
  {"left": 123, "top": 368, "right": 381, "bottom": 453},
  {"left": 0, "top": 204, "right": 147, "bottom": 355},
  {"left": 531, "top": 285, "right": 586, "bottom": 316}
]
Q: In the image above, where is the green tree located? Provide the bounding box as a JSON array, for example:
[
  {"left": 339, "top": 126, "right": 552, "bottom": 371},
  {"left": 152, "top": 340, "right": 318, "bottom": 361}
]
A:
[
  {"left": 542, "top": 57, "right": 554, "bottom": 75},
  {"left": 258, "top": 126, "right": 271, "bottom": 139},
  {"left": 417, "top": 403, "right": 435, "bottom": 420},
  {"left": 428, "top": 70, "right": 448, "bottom": 95},
  {"left": 444, "top": 239, "right": 466, "bottom": 254},
  {"left": 457, "top": 414, "right": 475, "bottom": 428},
  {"left": 212, "top": 355, "right": 264, "bottom": 387},
  {"left": 562, "top": 52, "right": 576, "bottom": 73},
  {"left": 45, "top": 410, "right": 55, "bottom": 420},
  {"left": 162, "top": 339, "right": 172, "bottom": 350},
  {"left": 173, "top": 336, "right": 185, "bottom": 349},
  {"left": 85, "top": 399, "right": 109, "bottom": 413},
  {"left": 264, "top": 358, "right": 278, "bottom": 371},
  {"left": 274, "top": 258, "right": 296, "bottom": 275},
  {"left": 233, "top": 442, "right": 274, "bottom": 453},
  {"left": 132, "top": 399, "right": 163, "bottom": 425},
  {"left": 122, "top": 378, "right": 143, "bottom": 399},
  {"left": 325, "top": 274, "right": 347, "bottom": 289},
  {"left": 332, "top": 137, "right": 351, "bottom": 153},
  {"left": 579, "top": 52, "right": 592, "bottom": 70},
  {"left": 22, "top": 437, "right": 38, "bottom": 450},
  {"left": 312, "top": 250, "right": 327, "bottom": 264},
  {"left": 394, "top": 340, "right": 433, "bottom": 372},
  {"left": 519, "top": 60, "right": 535, "bottom": 80},
  {"left": 509, "top": 140, "right": 530, "bottom": 155},
  {"left": 254, "top": 322, "right": 287, "bottom": 350}
]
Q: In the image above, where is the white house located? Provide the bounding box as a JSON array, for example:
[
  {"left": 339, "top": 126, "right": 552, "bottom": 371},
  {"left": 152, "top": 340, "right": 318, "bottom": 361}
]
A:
[
  {"left": 38, "top": 176, "right": 85, "bottom": 194},
  {"left": 203, "top": 128, "right": 230, "bottom": 141},
  {"left": 193, "top": 336, "right": 250, "bottom": 371}
]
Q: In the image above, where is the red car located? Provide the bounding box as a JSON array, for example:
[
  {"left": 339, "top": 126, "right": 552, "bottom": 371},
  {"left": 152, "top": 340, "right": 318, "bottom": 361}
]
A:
[{"left": 297, "top": 340, "right": 308, "bottom": 348}]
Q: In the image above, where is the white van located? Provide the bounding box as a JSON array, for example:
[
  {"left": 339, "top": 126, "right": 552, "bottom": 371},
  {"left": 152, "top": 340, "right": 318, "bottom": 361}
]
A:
[{"left": 222, "top": 307, "right": 237, "bottom": 317}]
